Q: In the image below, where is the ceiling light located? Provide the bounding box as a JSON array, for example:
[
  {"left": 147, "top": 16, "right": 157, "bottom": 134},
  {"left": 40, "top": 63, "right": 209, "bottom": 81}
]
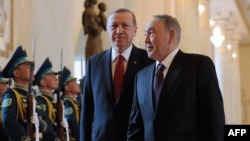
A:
[
  {"left": 210, "top": 26, "right": 225, "bottom": 47},
  {"left": 227, "top": 44, "right": 232, "bottom": 50},
  {"left": 198, "top": 4, "right": 205, "bottom": 15},
  {"left": 232, "top": 52, "right": 237, "bottom": 58}
]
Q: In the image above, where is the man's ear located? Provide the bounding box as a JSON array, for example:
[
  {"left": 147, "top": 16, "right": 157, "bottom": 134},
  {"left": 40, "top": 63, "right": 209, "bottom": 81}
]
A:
[
  {"left": 40, "top": 79, "right": 46, "bottom": 86},
  {"left": 13, "top": 69, "right": 19, "bottom": 78},
  {"left": 168, "top": 29, "right": 175, "bottom": 44},
  {"left": 134, "top": 26, "right": 138, "bottom": 35},
  {"left": 65, "top": 85, "right": 70, "bottom": 91}
]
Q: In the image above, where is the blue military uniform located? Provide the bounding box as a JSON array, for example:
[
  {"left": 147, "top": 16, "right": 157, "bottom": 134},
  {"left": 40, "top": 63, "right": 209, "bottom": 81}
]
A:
[
  {"left": 61, "top": 67, "right": 80, "bottom": 141},
  {"left": 34, "top": 57, "right": 59, "bottom": 141},
  {"left": 0, "top": 70, "right": 10, "bottom": 141},
  {"left": 2, "top": 86, "right": 31, "bottom": 141},
  {"left": 1, "top": 46, "right": 33, "bottom": 141},
  {"left": 36, "top": 90, "right": 57, "bottom": 127},
  {"left": 1, "top": 46, "right": 56, "bottom": 141},
  {"left": 63, "top": 96, "right": 80, "bottom": 141},
  {"left": 36, "top": 91, "right": 59, "bottom": 141},
  {"left": 35, "top": 89, "right": 59, "bottom": 141}
]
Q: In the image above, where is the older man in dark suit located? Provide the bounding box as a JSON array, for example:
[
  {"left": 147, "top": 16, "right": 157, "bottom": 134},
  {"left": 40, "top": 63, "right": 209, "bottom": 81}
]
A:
[
  {"left": 127, "top": 14, "right": 225, "bottom": 141},
  {"left": 80, "top": 8, "right": 153, "bottom": 141}
]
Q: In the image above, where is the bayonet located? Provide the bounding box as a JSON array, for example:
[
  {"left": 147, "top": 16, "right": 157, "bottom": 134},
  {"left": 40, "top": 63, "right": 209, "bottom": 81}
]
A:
[{"left": 27, "top": 35, "right": 39, "bottom": 141}]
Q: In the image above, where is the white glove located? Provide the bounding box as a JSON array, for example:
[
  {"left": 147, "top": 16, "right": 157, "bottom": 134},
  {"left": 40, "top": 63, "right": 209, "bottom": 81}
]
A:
[
  {"left": 31, "top": 113, "right": 39, "bottom": 126},
  {"left": 61, "top": 118, "right": 69, "bottom": 129}
]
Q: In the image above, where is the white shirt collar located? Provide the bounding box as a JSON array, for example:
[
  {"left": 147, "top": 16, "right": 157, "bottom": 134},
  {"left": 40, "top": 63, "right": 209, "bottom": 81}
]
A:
[
  {"left": 156, "top": 48, "right": 179, "bottom": 69},
  {"left": 112, "top": 45, "right": 133, "bottom": 61}
]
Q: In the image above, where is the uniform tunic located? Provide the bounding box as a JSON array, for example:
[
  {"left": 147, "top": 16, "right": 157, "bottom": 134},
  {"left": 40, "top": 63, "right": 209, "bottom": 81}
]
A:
[
  {"left": 2, "top": 85, "right": 32, "bottom": 141},
  {"left": 0, "top": 99, "right": 10, "bottom": 141},
  {"left": 36, "top": 90, "right": 59, "bottom": 141},
  {"left": 63, "top": 96, "right": 80, "bottom": 141},
  {"left": 2, "top": 85, "right": 57, "bottom": 141}
]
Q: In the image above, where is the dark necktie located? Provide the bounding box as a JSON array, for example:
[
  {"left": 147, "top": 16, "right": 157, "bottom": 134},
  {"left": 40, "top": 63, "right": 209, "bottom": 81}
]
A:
[
  {"left": 113, "top": 55, "right": 124, "bottom": 100},
  {"left": 153, "top": 63, "right": 165, "bottom": 107}
]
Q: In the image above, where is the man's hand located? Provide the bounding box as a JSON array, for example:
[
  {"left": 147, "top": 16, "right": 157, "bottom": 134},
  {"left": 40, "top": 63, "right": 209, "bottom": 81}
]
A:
[
  {"left": 31, "top": 113, "right": 39, "bottom": 126},
  {"left": 61, "top": 118, "right": 68, "bottom": 128}
]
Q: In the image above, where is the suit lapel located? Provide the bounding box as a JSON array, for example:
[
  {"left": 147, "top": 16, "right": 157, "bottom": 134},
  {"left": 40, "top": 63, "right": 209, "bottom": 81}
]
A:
[
  {"left": 147, "top": 64, "right": 156, "bottom": 113},
  {"left": 164, "top": 50, "right": 184, "bottom": 92},
  {"left": 155, "top": 50, "right": 184, "bottom": 113},
  {"left": 117, "top": 46, "right": 143, "bottom": 102},
  {"left": 101, "top": 49, "right": 115, "bottom": 103}
]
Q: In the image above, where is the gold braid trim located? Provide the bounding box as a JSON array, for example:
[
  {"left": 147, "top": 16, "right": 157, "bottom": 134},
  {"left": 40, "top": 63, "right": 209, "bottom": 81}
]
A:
[
  {"left": 41, "top": 95, "right": 56, "bottom": 122},
  {"left": 67, "top": 99, "right": 79, "bottom": 123},
  {"left": 12, "top": 89, "right": 26, "bottom": 123}
]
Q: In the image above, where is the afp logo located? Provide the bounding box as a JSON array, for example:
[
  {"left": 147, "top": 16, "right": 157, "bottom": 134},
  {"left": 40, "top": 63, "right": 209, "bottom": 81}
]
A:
[
  {"left": 228, "top": 129, "right": 246, "bottom": 136},
  {"left": 225, "top": 125, "right": 250, "bottom": 141}
]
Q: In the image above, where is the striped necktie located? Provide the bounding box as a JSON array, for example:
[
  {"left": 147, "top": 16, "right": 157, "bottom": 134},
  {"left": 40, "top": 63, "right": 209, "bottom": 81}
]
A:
[{"left": 153, "top": 63, "right": 165, "bottom": 107}]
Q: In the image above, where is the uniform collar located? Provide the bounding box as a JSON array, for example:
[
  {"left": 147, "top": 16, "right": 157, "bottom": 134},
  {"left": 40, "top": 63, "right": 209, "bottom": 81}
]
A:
[
  {"left": 39, "top": 90, "right": 54, "bottom": 101},
  {"left": 63, "top": 95, "right": 77, "bottom": 101},
  {"left": 14, "top": 83, "right": 28, "bottom": 92}
]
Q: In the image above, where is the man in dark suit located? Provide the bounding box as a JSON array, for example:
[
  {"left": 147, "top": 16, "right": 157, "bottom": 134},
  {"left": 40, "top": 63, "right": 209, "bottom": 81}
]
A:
[
  {"left": 80, "top": 8, "right": 154, "bottom": 141},
  {"left": 127, "top": 14, "right": 225, "bottom": 141}
]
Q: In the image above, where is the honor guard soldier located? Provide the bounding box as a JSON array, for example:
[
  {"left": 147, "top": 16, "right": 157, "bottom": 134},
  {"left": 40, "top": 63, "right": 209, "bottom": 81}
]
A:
[
  {"left": 61, "top": 66, "right": 80, "bottom": 141},
  {"left": 1, "top": 46, "right": 50, "bottom": 141},
  {"left": 34, "top": 57, "right": 60, "bottom": 141},
  {"left": 0, "top": 69, "right": 10, "bottom": 141},
  {"left": 1, "top": 46, "right": 34, "bottom": 141},
  {"left": 2, "top": 46, "right": 55, "bottom": 141}
]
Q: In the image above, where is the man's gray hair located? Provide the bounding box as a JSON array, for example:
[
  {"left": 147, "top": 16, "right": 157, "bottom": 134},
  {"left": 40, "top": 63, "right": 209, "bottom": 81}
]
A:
[{"left": 153, "top": 14, "right": 181, "bottom": 44}]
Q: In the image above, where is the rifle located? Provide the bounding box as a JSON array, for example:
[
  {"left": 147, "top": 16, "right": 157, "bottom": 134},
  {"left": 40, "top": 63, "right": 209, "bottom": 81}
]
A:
[
  {"left": 27, "top": 61, "right": 35, "bottom": 140},
  {"left": 27, "top": 36, "right": 39, "bottom": 141},
  {"left": 56, "top": 72, "right": 64, "bottom": 140},
  {"left": 56, "top": 48, "right": 69, "bottom": 141}
]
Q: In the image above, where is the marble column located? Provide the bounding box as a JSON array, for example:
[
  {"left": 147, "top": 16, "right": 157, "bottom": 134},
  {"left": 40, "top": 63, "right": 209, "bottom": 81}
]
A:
[
  {"left": 198, "top": 0, "right": 214, "bottom": 60},
  {"left": 228, "top": 39, "right": 242, "bottom": 124},
  {"left": 214, "top": 40, "right": 232, "bottom": 123},
  {"left": 174, "top": 0, "right": 199, "bottom": 53},
  {"left": 213, "top": 19, "right": 242, "bottom": 124}
]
